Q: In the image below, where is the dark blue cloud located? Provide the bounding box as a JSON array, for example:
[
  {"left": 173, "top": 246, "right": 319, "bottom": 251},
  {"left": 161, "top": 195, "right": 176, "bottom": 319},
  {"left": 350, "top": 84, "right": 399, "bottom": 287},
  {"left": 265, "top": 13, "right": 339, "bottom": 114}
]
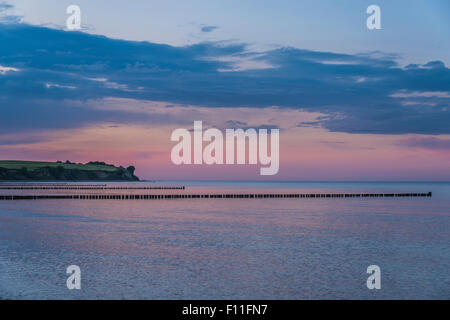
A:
[
  {"left": 0, "top": 1, "right": 21, "bottom": 23},
  {"left": 398, "top": 137, "right": 450, "bottom": 150},
  {"left": 0, "top": 22, "right": 449, "bottom": 135},
  {"left": 0, "top": 1, "right": 13, "bottom": 12},
  {"left": 201, "top": 25, "right": 219, "bottom": 33}
]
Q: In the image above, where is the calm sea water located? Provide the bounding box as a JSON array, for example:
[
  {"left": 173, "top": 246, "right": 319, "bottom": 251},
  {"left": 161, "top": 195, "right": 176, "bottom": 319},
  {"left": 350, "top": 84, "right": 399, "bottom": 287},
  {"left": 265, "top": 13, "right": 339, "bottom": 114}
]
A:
[{"left": 0, "top": 181, "right": 449, "bottom": 299}]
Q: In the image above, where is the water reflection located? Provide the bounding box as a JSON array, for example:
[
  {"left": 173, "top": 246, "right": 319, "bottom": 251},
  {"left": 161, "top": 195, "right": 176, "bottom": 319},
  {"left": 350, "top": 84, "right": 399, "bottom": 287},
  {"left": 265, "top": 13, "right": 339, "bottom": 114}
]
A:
[{"left": 0, "top": 181, "right": 449, "bottom": 299}]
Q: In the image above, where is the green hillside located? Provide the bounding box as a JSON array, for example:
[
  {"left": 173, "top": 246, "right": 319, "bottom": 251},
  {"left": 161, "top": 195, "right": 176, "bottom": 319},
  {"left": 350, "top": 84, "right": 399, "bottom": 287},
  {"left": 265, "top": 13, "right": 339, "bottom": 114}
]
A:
[
  {"left": 0, "top": 160, "right": 117, "bottom": 172},
  {"left": 0, "top": 160, "right": 139, "bottom": 181}
]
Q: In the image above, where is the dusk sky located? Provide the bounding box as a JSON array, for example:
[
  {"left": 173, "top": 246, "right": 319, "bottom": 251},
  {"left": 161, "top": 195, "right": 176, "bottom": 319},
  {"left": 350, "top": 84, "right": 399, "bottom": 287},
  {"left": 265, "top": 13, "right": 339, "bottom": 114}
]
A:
[{"left": 0, "top": 0, "right": 449, "bottom": 180}]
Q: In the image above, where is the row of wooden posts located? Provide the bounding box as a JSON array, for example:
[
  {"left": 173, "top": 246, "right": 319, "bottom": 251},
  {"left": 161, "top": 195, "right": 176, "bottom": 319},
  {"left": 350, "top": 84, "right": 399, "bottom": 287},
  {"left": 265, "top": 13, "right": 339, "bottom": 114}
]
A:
[
  {"left": 0, "top": 192, "right": 432, "bottom": 201},
  {"left": 0, "top": 186, "right": 185, "bottom": 190}
]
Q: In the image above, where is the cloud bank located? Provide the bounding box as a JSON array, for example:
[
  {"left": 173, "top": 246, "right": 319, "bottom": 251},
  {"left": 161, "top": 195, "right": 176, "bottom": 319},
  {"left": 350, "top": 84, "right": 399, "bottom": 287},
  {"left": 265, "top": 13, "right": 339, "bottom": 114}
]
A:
[{"left": 0, "top": 21, "right": 449, "bottom": 136}]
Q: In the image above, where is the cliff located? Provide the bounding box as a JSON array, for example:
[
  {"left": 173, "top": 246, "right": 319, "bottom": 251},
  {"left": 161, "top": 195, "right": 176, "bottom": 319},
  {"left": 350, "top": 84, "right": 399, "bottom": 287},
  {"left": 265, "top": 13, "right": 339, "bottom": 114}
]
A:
[{"left": 0, "top": 160, "right": 140, "bottom": 181}]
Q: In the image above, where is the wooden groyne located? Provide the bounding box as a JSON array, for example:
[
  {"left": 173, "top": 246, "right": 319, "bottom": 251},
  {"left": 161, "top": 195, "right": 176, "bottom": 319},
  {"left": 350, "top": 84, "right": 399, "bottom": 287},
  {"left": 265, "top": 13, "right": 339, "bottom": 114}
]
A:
[
  {"left": 0, "top": 184, "right": 107, "bottom": 187},
  {"left": 0, "top": 192, "right": 432, "bottom": 201},
  {"left": 0, "top": 186, "right": 185, "bottom": 190}
]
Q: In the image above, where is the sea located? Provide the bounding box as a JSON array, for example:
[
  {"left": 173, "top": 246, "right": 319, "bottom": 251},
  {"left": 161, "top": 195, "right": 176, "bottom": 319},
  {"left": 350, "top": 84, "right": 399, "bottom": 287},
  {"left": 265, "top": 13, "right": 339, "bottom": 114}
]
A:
[{"left": 0, "top": 181, "right": 449, "bottom": 299}]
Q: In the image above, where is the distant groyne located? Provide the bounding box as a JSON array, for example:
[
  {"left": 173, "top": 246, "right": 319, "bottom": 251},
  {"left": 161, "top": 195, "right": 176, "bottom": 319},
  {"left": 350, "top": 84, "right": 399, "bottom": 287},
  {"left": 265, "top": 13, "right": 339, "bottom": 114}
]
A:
[
  {"left": 0, "top": 186, "right": 185, "bottom": 190},
  {"left": 0, "top": 192, "right": 432, "bottom": 201}
]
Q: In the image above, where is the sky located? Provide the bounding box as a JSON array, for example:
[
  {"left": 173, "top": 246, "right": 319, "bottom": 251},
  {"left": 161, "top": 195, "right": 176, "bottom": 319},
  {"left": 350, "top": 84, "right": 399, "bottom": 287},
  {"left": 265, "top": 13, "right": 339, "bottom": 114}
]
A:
[{"left": 0, "top": 0, "right": 449, "bottom": 180}]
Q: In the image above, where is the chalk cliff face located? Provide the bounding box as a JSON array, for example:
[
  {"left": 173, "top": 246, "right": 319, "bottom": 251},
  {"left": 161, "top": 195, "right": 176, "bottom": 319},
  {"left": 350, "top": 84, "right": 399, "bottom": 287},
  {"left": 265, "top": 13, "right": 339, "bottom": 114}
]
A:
[{"left": 0, "top": 166, "right": 139, "bottom": 181}]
